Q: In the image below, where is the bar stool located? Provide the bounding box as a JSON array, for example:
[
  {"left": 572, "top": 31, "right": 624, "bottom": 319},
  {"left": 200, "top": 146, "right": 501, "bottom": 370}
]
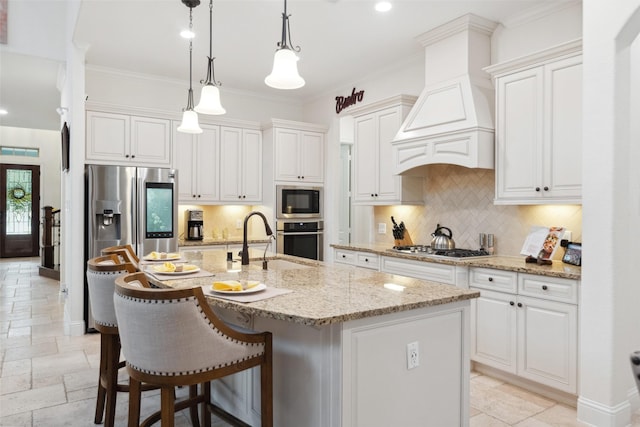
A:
[{"left": 114, "top": 272, "right": 273, "bottom": 427}]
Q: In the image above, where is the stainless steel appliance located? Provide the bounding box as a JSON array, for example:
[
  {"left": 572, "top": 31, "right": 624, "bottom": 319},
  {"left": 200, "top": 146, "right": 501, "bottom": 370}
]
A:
[
  {"left": 276, "top": 220, "right": 323, "bottom": 261},
  {"left": 84, "top": 164, "right": 178, "bottom": 330},
  {"left": 391, "top": 245, "right": 490, "bottom": 258},
  {"left": 186, "top": 209, "right": 204, "bottom": 240},
  {"left": 276, "top": 186, "right": 322, "bottom": 219}
]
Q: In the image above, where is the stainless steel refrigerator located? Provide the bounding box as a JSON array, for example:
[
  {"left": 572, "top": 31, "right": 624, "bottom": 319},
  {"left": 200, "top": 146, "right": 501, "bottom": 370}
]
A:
[{"left": 84, "top": 164, "right": 178, "bottom": 330}]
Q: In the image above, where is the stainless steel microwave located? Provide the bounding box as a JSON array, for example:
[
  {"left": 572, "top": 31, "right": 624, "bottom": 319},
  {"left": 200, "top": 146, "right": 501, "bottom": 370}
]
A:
[{"left": 276, "top": 186, "right": 323, "bottom": 219}]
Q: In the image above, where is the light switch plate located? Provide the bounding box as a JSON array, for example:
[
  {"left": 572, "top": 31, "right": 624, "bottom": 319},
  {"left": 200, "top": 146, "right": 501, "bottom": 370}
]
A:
[{"left": 378, "top": 223, "right": 386, "bottom": 234}]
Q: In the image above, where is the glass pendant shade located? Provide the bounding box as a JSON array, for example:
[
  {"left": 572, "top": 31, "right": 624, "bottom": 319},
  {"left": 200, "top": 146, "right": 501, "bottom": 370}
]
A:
[
  {"left": 195, "top": 84, "right": 226, "bottom": 115},
  {"left": 265, "top": 48, "right": 305, "bottom": 90},
  {"left": 177, "top": 109, "right": 203, "bottom": 134}
]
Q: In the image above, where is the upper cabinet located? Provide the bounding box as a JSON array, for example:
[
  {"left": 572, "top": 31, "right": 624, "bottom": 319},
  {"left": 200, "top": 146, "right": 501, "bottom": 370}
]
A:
[
  {"left": 173, "top": 122, "right": 220, "bottom": 203},
  {"left": 486, "top": 40, "right": 582, "bottom": 205},
  {"left": 350, "top": 95, "right": 423, "bottom": 205},
  {"left": 86, "top": 111, "right": 171, "bottom": 166},
  {"left": 219, "top": 127, "right": 263, "bottom": 203},
  {"left": 263, "top": 119, "right": 328, "bottom": 185}
]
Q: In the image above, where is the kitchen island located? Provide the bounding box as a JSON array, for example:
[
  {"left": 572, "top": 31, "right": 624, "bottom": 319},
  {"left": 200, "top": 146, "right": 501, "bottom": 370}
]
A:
[{"left": 147, "top": 250, "right": 479, "bottom": 427}]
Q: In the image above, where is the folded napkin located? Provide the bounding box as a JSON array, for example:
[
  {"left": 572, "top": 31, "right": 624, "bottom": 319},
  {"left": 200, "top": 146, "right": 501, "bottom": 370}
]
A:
[
  {"left": 212, "top": 280, "right": 260, "bottom": 292},
  {"left": 202, "top": 285, "right": 292, "bottom": 303}
]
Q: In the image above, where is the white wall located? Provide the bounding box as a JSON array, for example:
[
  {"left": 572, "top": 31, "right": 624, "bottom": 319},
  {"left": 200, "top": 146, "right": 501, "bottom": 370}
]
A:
[
  {"left": 85, "top": 67, "right": 306, "bottom": 123},
  {"left": 0, "top": 126, "right": 61, "bottom": 209},
  {"left": 579, "top": 2, "right": 640, "bottom": 425}
]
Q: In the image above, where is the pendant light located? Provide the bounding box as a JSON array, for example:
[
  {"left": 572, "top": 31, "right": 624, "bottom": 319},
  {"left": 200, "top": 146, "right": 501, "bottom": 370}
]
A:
[
  {"left": 177, "top": 0, "right": 203, "bottom": 134},
  {"left": 265, "top": 0, "right": 305, "bottom": 90},
  {"left": 194, "top": 0, "right": 226, "bottom": 115}
]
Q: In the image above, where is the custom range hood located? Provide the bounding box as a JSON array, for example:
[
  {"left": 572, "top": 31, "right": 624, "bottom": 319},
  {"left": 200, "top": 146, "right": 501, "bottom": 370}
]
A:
[{"left": 393, "top": 14, "right": 498, "bottom": 172}]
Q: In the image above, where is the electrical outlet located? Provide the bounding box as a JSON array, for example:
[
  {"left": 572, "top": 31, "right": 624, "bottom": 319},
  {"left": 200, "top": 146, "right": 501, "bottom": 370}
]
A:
[
  {"left": 236, "top": 219, "right": 242, "bottom": 229},
  {"left": 564, "top": 230, "right": 572, "bottom": 241},
  {"left": 407, "top": 341, "right": 419, "bottom": 370},
  {"left": 378, "top": 223, "right": 387, "bottom": 234}
]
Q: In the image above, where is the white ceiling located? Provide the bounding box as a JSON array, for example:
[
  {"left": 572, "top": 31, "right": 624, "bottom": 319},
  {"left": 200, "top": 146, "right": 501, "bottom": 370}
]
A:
[{"left": 1, "top": 0, "right": 558, "bottom": 131}]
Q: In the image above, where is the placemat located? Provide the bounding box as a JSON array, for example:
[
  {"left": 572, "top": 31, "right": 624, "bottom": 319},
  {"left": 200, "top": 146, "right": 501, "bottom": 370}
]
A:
[
  {"left": 144, "top": 269, "right": 214, "bottom": 281},
  {"left": 201, "top": 285, "right": 292, "bottom": 303}
]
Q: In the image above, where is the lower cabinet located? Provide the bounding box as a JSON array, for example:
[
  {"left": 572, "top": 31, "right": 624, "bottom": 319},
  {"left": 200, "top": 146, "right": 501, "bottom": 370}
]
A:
[
  {"left": 334, "top": 248, "right": 380, "bottom": 270},
  {"left": 380, "top": 256, "right": 458, "bottom": 285},
  {"left": 470, "top": 268, "right": 578, "bottom": 394}
]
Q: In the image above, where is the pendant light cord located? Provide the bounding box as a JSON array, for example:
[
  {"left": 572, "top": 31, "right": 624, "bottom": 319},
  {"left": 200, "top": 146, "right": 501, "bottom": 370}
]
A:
[
  {"left": 186, "top": 6, "right": 195, "bottom": 110},
  {"left": 278, "top": 0, "right": 300, "bottom": 52}
]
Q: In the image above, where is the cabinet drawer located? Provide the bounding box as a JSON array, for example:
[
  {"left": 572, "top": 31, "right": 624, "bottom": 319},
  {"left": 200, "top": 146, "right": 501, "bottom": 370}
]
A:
[
  {"left": 518, "top": 274, "right": 578, "bottom": 304},
  {"left": 356, "top": 252, "right": 379, "bottom": 270},
  {"left": 381, "top": 257, "right": 456, "bottom": 285},
  {"left": 469, "top": 268, "right": 517, "bottom": 293},
  {"left": 335, "top": 249, "right": 357, "bottom": 265}
]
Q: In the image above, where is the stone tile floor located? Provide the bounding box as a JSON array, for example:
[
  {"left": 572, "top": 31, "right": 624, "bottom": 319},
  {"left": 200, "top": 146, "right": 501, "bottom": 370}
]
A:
[{"left": 0, "top": 257, "right": 638, "bottom": 426}]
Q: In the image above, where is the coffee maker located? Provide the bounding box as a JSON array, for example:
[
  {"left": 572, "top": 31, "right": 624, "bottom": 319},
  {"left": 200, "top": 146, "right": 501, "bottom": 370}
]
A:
[{"left": 186, "top": 209, "right": 204, "bottom": 240}]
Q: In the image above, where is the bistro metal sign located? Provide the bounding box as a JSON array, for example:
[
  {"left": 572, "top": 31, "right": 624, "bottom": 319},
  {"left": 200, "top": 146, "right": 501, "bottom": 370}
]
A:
[{"left": 335, "top": 87, "right": 365, "bottom": 114}]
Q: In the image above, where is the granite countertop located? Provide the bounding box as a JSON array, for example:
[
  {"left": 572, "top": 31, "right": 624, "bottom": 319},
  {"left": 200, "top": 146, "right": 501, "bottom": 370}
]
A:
[
  {"left": 331, "top": 243, "right": 581, "bottom": 280},
  {"left": 179, "top": 238, "right": 272, "bottom": 247},
  {"left": 146, "top": 250, "right": 479, "bottom": 327}
]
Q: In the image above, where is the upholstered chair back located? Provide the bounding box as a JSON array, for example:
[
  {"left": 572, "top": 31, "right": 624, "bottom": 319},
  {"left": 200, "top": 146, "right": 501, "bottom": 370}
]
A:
[
  {"left": 113, "top": 282, "right": 266, "bottom": 378},
  {"left": 86, "top": 255, "right": 136, "bottom": 331}
]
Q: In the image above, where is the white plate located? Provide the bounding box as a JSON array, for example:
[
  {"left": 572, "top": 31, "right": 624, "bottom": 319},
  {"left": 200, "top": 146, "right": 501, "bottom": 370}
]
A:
[
  {"left": 151, "top": 265, "right": 200, "bottom": 275},
  {"left": 209, "top": 283, "right": 267, "bottom": 295},
  {"left": 143, "top": 253, "right": 181, "bottom": 262}
]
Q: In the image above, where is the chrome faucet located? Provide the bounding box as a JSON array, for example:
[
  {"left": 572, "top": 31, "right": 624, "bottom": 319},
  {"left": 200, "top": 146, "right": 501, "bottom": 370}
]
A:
[{"left": 241, "top": 211, "right": 274, "bottom": 265}]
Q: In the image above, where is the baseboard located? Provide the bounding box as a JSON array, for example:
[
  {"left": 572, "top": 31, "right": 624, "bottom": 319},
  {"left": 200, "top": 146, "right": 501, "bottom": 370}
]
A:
[
  {"left": 472, "top": 362, "right": 578, "bottom": 407},
  {"left": 577, "top": 395, "right": 632, "bottom": 427}
]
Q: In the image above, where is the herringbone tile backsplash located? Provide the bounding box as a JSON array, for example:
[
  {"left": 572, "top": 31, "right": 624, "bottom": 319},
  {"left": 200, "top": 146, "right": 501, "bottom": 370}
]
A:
[{"left": 373, "top": 165, "right": 582, "bottom": 257}]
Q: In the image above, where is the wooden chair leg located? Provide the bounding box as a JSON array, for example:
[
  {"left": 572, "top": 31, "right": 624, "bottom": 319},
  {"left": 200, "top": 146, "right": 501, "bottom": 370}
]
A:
[
  {"left": 161, "top": 387, "right": 175, "bottom": 427},
  {"left": 261, "top": 354, "right": 273, "bottom": 427},
  {"left": 104, "top": 334, "right": 121, "bottom": 427},
  {"left": 94, "top": 333, "right": 109, "bottom": 424},
  {"left": 189, "top": 385, "right": 200, "bottom": 427},
  {"left": 128, "top": 377, "right": 142, "bottom": 427},
  {"left": 202, "top": 381, "right": 211, "bottom": 427}
]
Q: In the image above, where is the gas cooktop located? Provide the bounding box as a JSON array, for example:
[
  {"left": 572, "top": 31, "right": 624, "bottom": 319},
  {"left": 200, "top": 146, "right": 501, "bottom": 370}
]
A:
[{"left": 391, "top": 245, "right": 491, "bottom": 258}]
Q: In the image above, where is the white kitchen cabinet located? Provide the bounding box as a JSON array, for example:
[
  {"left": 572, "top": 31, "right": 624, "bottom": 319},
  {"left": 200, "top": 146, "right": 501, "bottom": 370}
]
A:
[
  {"left": 219, "top": 127, "right": 262, "bottom": 203},
  {"left": 380, "top": 256, "right": 459, "bottom": 286},
  {"left": 350, "top": 96, "right": 423, "bottom": 205},
  {"left": 173, "top": 123, "right": 219, "bottom": 203},
  {"left": 470, "top": 267, "right": 578, "bottom": 393},
  {"left": 334, "top": 248, "right": 379, "bottom": 270},
  {"left": 273, "top": 128, "right": 325, "bottom": 183},
  {"left": 86, "top": 111, "right": 171, "bottom": 166},
  {"left": 487, "top": 41, "right": 582, "bottom": 204},
  {"left": 262, "top": 120, "right": 328, "bottom": 186}
]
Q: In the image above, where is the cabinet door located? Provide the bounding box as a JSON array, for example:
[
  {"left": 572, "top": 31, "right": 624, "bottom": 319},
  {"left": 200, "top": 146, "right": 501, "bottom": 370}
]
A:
[
  {"left": 517, "top": 295, "right": 577, "bottom": 393},
  {"left": 86, "top": 111, "right": 130, "bottom": 162},
  {"left": 274, "top": 128, "right": 301, "bottom": 182},
  {"left": 299, "top": 131, "right": 324, "bottom": 183},
  {"left": 544, "top": 56, "right": 582, "bottom": 200},
  {"left": 353, "top": 115, "right": 378, "bottom": 201},
  {"left": 173, "top": 124, "right": 198, "bottom": 202},
  {"left": 130, "top": 116, "right": 171, "bottom": 165},
  {"left": 376, "top": 107, "right": 402, "bottom": 202},
  {"left": 219, "top": 127, "right": 243, "bottom": 201},
  {"left": 470, "top": 289, "right": 517, "bottom": 374},
  {"left": 240, "top": 129, "right": 262, "bottom": 202},
  {"left": 196, "top": 125, "right": 220, "bottom": 202},
  {"left": 496, "top": 68, "right": 544, "bottom": 202}
]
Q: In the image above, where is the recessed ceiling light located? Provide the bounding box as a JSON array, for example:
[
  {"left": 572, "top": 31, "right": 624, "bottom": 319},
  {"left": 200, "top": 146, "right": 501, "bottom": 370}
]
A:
[
  {"left": 375, "top": 1, "right": 392, "bottom": 12},
  {"left": 180, "top": 29, "right": 195, "bottom": 39},
  {"left": 0, "top": 109, "right": 8, "bottom": 115}
]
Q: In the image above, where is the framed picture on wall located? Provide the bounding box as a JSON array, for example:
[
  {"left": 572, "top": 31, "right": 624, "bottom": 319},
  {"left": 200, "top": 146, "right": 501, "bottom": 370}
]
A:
[{"left": 61, "top": 122, "right": 70, "bottom": 171}]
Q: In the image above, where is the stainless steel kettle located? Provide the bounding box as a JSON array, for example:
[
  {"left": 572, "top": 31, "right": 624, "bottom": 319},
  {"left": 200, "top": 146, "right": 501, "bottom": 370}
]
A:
[{"left": 431, "top": 224, "right": 455, "bottom": 250}]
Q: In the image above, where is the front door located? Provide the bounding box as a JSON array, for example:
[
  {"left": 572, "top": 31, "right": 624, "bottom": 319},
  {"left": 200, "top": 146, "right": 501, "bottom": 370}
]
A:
[{"left": 0, "top": 164, "right": 40, "bottom": 257}]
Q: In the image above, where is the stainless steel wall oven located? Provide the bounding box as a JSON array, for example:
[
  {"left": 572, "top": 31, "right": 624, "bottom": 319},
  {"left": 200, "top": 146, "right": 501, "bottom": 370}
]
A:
[{"left": 276, "top": 220, "right": 323, "bottom": 261}]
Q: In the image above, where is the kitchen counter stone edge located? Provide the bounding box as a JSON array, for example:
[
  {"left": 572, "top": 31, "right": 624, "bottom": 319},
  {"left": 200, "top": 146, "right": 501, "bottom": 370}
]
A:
[{"left": 331, "top": 243, "right": 581, "bottom": 280}]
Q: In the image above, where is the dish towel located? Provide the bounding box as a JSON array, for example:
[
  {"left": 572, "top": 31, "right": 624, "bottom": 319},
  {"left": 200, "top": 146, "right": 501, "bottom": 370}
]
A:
[{"left": 201, "top": 285, "right": 292, "bottom": 303}]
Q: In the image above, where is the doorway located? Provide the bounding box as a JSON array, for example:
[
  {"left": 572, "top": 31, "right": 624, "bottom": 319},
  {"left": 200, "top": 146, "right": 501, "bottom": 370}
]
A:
[{"left": 1, "top": 164, "right": 40, "bottom": 257}]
